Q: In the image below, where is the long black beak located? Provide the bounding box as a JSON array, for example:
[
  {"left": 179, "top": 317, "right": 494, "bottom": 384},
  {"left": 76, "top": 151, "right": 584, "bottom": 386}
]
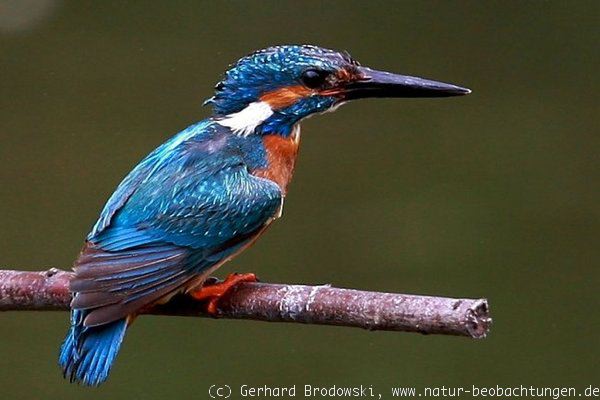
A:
[{"left": 345, "top": 66, "right": 471, "bottom": 99}]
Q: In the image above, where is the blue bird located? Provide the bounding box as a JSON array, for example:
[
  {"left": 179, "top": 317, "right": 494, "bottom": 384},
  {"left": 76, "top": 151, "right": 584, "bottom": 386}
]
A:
[{"left": 59, "top": 45, "right": 470, "bottom": 386}]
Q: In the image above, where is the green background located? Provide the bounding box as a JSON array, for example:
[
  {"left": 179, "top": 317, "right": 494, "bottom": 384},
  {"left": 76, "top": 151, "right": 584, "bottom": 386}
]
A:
[{"left": 0, "top": 1, "right": 598, "bottom": 399}]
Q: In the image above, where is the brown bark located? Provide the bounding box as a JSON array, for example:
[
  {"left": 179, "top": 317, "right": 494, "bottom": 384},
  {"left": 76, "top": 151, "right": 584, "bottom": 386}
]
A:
[{"left": 0, "top": 269, "right": 491, "bottom": 338}]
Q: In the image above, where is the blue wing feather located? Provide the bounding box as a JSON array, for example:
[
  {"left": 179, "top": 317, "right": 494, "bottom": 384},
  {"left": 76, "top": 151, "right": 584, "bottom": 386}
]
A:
[{"left": 90, "top": 120, "right": 213, "bottom": 239}]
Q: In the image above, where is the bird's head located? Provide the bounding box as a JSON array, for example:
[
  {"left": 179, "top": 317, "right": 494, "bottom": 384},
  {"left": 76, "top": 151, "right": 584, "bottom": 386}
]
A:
[{"left": 207, "top": 45, "right": 470, "bottom": 136}]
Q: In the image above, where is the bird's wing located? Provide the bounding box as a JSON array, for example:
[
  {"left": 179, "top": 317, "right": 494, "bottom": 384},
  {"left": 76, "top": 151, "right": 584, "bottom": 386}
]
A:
[
  {"left": 94, "top": 144, "right": 281, "bottom": 252},
  {"left": 71, "top": 125, "right": 282, "bottom": 326},
  {"left": 89, "top": 120, "right": 213, "bottom": 238}
]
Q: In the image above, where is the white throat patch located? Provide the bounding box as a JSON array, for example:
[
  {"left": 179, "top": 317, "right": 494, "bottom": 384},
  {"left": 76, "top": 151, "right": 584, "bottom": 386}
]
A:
[{"left": 217, "top": 101, "right": 274, "bottom": 137}]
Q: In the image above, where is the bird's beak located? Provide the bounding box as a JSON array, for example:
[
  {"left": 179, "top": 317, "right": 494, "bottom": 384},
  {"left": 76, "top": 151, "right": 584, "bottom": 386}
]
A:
[{"left": 344, "top": 66, "right": 471, "bottom": 99}]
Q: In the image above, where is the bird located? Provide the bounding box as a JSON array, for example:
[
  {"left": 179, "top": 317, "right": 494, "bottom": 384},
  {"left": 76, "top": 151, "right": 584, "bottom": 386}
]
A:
[{"left": 59, "top": 44, "right": 470, "bottom": 386}]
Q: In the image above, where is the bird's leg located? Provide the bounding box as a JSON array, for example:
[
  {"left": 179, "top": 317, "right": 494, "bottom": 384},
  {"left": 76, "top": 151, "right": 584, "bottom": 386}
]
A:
[{"left": 189, "top": 273, "right": 258, "bottom": 315}]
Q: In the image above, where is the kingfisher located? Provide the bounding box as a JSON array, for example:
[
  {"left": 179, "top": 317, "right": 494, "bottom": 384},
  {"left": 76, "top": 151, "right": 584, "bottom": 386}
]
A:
[{"left": 59, "top": 45, "right": 470, "bottom": 386}]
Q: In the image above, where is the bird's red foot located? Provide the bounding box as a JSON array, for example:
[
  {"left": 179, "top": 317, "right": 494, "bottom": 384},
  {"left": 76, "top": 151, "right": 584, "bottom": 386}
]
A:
[{"left": 190, "top": 273, "right": 258, "bottom": 315}]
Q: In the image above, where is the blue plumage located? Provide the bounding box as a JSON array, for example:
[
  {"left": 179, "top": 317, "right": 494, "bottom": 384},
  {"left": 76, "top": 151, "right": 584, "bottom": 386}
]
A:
[
  {"left": 59, "top": 311, "right": 127, "bottom": 386},
  {"left": 60, "top": 119, "right": 281, "bottom": 384},
  {"left": 60, "top": 44, "right": 470, "bottom": 386}
]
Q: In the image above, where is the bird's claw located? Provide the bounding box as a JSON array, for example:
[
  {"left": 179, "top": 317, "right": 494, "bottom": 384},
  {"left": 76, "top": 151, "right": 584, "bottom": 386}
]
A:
[{"left": 190, "top": 273, "right": 258, "bottom": 315}]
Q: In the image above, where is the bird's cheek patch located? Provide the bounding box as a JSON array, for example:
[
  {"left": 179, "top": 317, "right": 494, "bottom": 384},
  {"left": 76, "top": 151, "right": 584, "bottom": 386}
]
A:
[{"left": 260, "top": 85, "right": 313, "bottom": 109}]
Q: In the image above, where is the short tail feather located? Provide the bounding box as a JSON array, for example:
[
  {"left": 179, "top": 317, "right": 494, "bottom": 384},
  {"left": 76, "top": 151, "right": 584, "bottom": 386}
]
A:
[
  {"left": 59, "top": 310, "right": 127, "bottom": 386},
  {"left": 59, "top": 241, "right": 200, "bottom": 386}
]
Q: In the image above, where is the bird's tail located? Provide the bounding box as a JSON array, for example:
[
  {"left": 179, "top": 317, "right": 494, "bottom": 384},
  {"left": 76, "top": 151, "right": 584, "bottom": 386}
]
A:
[{"left": 59, "top": 310, "right": 128, "bottom": 386}]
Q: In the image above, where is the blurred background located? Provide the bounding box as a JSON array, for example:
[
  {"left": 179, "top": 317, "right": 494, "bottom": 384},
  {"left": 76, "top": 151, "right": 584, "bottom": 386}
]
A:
[{"left": 0, "top": 0, "right": 598, "bottom": 398}]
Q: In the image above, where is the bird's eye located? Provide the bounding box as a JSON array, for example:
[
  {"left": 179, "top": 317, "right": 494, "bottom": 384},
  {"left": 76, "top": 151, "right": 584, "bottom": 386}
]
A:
[{"left": 300, "top": 69, "right": 330, "bottom": 89}]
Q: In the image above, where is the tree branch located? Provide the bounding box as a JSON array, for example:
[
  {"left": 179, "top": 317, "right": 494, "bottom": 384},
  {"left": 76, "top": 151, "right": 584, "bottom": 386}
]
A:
[{"left": 0, "top": 269, "right": 491, "bottom": 338}]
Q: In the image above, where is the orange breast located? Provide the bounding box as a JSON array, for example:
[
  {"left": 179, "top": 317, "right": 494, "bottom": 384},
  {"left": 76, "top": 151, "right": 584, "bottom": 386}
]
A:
[{"left": 253, "top": 127, "right": 301, "bottom": 195}]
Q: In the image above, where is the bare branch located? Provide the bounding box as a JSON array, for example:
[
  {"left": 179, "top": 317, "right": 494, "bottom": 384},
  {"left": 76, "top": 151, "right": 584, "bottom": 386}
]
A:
[{"left": 0, "top": 269, "right": 491, "bottom": 338}]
